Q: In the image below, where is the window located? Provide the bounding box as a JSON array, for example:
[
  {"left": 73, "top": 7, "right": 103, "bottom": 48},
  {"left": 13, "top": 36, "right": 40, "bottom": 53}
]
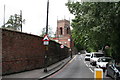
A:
[
  {"left": 101, "top": 58, "right": 112, "bottom": 62},
  {"left": 60, "top": 27, "right": 62, "bottom": 35},
  {"left": 91, "top": 54, "right": 93, "bottom": 58},
  {"left": 86, "top": 54, "right": 90, "bottom": 57},
  {"left": 67, "top": 28, "right": 69, "bottom": 34},
  {"left": 94, "top": 54, "right": 104, "bottom": 57}
]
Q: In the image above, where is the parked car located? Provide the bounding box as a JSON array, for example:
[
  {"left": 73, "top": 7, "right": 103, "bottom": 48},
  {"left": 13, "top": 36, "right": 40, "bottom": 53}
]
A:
[
  {"left": 81, "top": 50, "right": 87, "bottom": 54},
  {"left": 105, "top": 60, "right": 120, "bottom": 80},
  {"left": 85, "top": 53, "right": 91, "bottom": 61},
  {"left": 96, "top": 57, "right": 112, "bottom": 70},
  {"left": 90, "top": 52, "right": 104, "bottom": 66}
]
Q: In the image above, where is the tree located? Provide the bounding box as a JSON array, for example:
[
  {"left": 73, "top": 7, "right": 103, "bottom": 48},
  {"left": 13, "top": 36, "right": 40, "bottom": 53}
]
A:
[
  {"left": 2, "top": 13, "right": 25, "bottom": 31},
  {"left": 40, "top": 26, "right": 54, "bottom": 37},
  {"left": 66, "top": 2, "right": 120, "bottom": 60}
]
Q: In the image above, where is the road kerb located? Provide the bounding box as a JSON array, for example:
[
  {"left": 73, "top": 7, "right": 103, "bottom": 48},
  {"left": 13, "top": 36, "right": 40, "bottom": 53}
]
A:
[{"left": 39, "top": 57, "right": 74, "bottom": 80}]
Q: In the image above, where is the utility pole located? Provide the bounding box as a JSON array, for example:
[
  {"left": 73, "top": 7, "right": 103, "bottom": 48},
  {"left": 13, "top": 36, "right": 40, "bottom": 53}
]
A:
[
  {"left": 46, "top": 0, "right": 49, "bottom": 35},
  {"left": 20, "top": 10, "right": 22, "bottom": 32},
  {"left": 70, "top": 34, "right": 73, "bottom": 58},
  {"left": 44, "top": 0, "right": 49, "bottom": 73},
  {"left": 3, "top": 5, "right": 6, "bottom": 28},
  {"left": 70, "top": 20, "right": 72, "bottom": 59}
]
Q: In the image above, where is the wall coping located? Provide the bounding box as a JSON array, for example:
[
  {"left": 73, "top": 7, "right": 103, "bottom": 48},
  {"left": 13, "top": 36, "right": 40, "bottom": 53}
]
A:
[{"left": 0, "top": 28, "right": 69, "bottom": 49}]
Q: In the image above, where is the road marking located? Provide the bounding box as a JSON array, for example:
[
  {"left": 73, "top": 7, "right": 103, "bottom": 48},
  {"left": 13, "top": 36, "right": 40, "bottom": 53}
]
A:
[
  {"left": 86, "top": 64, "right": 88, "bottom": 67},
  {"left": 85, "top": 62, "right": 93, "bottom": 73},
  {"left": 81, "top": 54, "right": 94, "bottom": 74},
  {"left": 89, "top": 68, "right": 94, "bottom": 73},
  {"left": 69, "top": 55, "right": 77, "bottom": 64},
  {"left": 83, "top": 59, "right": 94, "bottom": 73}
]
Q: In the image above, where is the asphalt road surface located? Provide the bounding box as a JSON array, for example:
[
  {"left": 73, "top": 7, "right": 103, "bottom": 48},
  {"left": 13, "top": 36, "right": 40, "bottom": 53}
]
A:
[{"left": 45, "top": 54, "right": 113, "bottom": 80}]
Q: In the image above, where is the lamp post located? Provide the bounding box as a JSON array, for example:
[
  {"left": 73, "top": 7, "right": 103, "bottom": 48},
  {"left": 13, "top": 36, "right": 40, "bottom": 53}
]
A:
[
  {"left": 44, "top": 0, "right": 49, "bottom": 73},
  {"left": 68, "top": 35, "right": 72, "bottom": 59},
  {"left": 3, "top": 5, "right": 5, "bottom": 28},
  {"left": 69, "top": 19, "right": 72, "bottom": 59},
  {"left": 20, "top": 10, "right": 22, "bottom": 32},
  {"left": 46, "top": 0, "right": 49, "bottom": 35},
  {"left": 70, "top": 35, "right": 73, "bottom": 58}
]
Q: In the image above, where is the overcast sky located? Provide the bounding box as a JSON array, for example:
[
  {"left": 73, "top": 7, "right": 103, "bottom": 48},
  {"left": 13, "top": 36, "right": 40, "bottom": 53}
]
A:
[{"left": 0, "top": 0, "right": 75, "bottom": 36}]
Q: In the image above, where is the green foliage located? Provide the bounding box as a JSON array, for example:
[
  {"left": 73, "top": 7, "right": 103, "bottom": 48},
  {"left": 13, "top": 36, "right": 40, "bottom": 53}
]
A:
[
  {"left": 66, "top": 2, "right": 120, "bottom": 60},
  {"left": 40, "top": 27, "right": 54, "bottom": 37},
  {"left": 2, "top": 14, "right": 25, "bottom": 31}
]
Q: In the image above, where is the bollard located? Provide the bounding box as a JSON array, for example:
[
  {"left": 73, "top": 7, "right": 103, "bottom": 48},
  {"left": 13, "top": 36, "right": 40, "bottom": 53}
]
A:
[{"left": 94, "top": 68, "right": 103, "bottom": 80}]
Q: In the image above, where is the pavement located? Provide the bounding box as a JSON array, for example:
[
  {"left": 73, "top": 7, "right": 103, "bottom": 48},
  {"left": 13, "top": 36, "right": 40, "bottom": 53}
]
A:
[{"left": 2, "top": 56, "right": 73, "bottom": 80}]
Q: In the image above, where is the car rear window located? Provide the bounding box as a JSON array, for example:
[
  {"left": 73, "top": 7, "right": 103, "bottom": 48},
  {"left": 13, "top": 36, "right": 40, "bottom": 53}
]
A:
[
  {"left": 94, "top": 54, "right": 104, "bottom": 57},
  {"left": 101, "top": 58, "right": 111, "bottom": 62},
  {"left": 86, "top": 54, "right": 90, "bottom": 56}
]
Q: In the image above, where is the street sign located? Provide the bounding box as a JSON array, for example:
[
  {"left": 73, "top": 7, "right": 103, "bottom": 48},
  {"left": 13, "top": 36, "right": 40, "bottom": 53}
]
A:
[
  {"left": 60, "top": 45, "right": 64, "bottom": 48},
  {"left": 43, "top": 35, "right": 50, "bottom": 45},
  {"left": 43, "top": 41, "right": 49, "bottom": 45},
  {"left": 94, "top": 68, "right": 103, "bottom": 80},
  {"left": 42, "top": 35, "right": 50, "bottom": 41}
]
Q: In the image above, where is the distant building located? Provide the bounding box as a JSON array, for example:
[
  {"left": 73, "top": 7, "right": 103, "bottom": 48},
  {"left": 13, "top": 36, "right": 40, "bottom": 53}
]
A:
[{"left": 52, "top": 19, "right": 74, "bottom": 48}]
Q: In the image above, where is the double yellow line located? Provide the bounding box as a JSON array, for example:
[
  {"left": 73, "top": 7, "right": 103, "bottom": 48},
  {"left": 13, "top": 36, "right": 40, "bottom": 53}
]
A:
[{"left": 69, "top": 55, "right": 77, "bottom": 64}]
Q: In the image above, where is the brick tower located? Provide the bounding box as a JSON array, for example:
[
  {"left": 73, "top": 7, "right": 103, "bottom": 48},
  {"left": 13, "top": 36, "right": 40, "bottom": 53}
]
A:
[
  {"left": 56, "top": 19, "right": 71, "bottom": 38},
  {"left": 52, "top": 19, "right": 73, "bottom": 48}
]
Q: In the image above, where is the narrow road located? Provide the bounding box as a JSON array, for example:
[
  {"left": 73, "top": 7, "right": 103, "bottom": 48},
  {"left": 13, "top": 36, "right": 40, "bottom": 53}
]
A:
[
  {"left": 44, "top": 54, "right": 112, "bottom": 80},
  {"left": 48, "top": 54, "right": 94, "bottom": 78}
]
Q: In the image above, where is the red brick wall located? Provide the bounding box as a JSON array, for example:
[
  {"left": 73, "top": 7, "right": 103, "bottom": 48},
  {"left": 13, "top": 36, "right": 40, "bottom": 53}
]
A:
[{"left": 2, "top": 29, "right": 70, "bottom": 75}]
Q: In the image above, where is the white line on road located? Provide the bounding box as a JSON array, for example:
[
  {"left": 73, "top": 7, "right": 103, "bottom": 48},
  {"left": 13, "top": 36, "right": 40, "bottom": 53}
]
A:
[
  {"left": 85, "top": 62, "right": 94, "bottom": 73},
  {"left": 86, "top": 64, "right": 88, "bottom": 67},
  {"left": 81, "top": 54, "right": 94, "bottom": 73},
  {"left": 89, "top": 68, "right": 94, "bottom": 73}
]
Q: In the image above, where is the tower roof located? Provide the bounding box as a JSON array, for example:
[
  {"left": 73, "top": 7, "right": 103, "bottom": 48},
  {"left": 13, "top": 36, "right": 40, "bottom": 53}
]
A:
[{"left": 57, "top": 19, "right": 70, "bottom": 23}]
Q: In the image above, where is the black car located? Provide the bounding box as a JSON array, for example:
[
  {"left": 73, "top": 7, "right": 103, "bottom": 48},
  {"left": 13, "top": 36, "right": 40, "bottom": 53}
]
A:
[{"left": 105, "top": 60, "right": 120, "bottom": 80}]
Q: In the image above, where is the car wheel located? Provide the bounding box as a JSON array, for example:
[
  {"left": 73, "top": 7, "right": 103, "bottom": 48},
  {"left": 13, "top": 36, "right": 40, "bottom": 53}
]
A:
[
  {"left": 98, "top": 65, "right": 100, "bottom": 68},
  {"left": 91, "top": 62, "right": 93, "bottom": 66},
  {"left": 93, "top": 63, "right": 95, "bottom": 66},
  {"left": 105, "top": 69, "right": 109, "bottom": 77},
  {"left": 94, "top": 62, "right": 96, "bottom": 66},
  {"left": 96, "top": 65, "right": 98, "bottom": 68}
]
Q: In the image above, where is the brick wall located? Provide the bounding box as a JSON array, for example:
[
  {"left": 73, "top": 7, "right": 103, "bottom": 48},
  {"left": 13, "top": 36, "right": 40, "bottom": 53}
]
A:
[{"left": 1, "top": 29, "right": 70, "bottom": 75}]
